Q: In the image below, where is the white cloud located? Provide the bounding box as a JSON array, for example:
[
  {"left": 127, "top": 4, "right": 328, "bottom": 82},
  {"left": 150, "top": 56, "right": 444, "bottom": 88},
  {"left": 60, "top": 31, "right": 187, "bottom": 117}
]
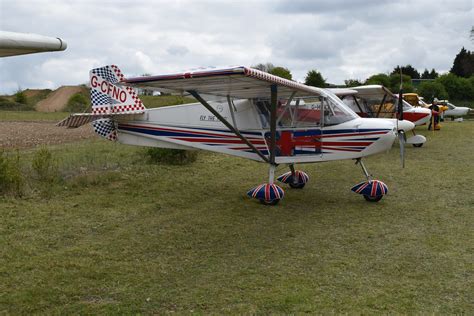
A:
[{"left": 0, "top": 0, "right": 472, "bottom": 94}]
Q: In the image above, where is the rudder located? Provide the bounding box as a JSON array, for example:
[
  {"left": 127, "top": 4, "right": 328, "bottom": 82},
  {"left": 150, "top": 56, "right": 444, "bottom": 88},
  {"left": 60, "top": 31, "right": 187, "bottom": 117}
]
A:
[{"left": 89, "top": 65, "right": 145, "bottom": 115}]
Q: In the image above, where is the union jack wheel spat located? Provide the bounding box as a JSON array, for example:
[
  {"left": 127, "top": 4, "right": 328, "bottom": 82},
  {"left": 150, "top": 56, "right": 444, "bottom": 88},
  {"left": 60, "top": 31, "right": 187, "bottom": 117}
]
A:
[
  {"left": 247, "top": 183, "right": 284, "bottom": 202},
  {"left": 277, "top": 170, "right": 309, "bottom": 185},
  {"left": 351, "top": 180, "right": 388, "bottom": 197}
]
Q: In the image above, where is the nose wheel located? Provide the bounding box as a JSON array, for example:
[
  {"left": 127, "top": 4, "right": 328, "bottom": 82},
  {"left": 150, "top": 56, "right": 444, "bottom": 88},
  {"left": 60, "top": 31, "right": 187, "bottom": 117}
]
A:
[{"left": 277, "top": 164, "right": 309, "bottom": 189}]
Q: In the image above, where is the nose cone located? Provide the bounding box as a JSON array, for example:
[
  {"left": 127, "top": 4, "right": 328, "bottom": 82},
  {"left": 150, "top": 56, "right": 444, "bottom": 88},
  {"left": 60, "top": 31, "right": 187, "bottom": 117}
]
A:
[{"left": 397, "top": 119, "right": 415, "bottom": 132}]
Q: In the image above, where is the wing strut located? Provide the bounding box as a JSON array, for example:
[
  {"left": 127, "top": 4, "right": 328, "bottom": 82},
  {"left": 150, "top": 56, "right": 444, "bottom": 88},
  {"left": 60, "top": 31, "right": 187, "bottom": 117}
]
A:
[
  {"left": 376, "top": 93, "right": 387, "bottom": 118},
  {"left": 269, "top": 84, "right": 278, "bottom": 165},
  {"left": 187, "top": 90, "right": 270, "bottom": 163}
]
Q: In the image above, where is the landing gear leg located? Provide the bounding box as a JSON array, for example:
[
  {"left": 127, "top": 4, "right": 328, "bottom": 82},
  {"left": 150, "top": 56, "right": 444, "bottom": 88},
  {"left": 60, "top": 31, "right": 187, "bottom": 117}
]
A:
[
  {"left": 356, "top": 158, "right": 372, "bottom": 181},
  {"left": 351, "top": 158, "right": 387, "bottom": 202}
]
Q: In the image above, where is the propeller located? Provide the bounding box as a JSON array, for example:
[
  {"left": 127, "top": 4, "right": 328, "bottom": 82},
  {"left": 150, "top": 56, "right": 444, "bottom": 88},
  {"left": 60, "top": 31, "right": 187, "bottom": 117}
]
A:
[
  {"left": 398, "top": 129, "right": 406, "bottom": 168},
  {"left": 397, "top": 67, "right": 405, "bottom": 168}
]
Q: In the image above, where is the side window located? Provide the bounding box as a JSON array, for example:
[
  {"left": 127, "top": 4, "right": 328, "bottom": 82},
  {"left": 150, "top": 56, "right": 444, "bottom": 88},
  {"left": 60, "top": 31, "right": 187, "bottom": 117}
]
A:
[
  {"left": 255, "top": 98, "right": 322, "bottom": 128},
  {"left": 294, "top": 99, "right": 322, "bottom": 127},
  {"left": 254, "top": 95, "right": 355, "bottom": 128}
]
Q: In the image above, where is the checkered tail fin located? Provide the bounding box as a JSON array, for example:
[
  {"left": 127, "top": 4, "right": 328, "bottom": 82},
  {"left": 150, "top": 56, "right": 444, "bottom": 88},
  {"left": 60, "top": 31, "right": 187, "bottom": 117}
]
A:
[{"left": 90, "top": 65, "right": 146, "bottom": 115}]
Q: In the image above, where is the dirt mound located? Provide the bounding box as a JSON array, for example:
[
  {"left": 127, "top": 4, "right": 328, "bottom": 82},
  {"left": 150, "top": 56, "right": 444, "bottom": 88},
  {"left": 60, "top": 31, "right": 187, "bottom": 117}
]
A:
[
  {"left": 36, "top": 86, "right": 87, "bottom": 112},
  {"left": 23, "top": 89, "right": 49, "bottom": 99}
]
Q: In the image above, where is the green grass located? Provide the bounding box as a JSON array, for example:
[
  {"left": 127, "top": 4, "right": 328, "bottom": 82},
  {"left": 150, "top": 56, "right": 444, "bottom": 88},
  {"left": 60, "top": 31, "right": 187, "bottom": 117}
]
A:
[
  {"left": 0, "top": 121, "right": 473, "bottom": 313},
  {"left": 0, "top": 111, "right": 70, "bottom": 121},
  {"left": 140, "top": 95, "right": 196, "bottom": 108}
]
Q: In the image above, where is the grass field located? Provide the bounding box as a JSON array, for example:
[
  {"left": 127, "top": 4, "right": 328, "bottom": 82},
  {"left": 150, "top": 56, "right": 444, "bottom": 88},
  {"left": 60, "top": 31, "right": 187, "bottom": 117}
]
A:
[
  {"left": 0, "top": 111, "right": 70, "bottom": 122},
  {"left": 1, "top": 120, "right": 473, "bottom": 314}
]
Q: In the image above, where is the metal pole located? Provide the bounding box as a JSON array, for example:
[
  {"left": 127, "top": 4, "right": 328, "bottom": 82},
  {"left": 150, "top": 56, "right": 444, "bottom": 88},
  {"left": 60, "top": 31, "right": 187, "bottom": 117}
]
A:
[
  {"left": 268, "top": 164, "right": 276, "bottom": 184},
  {"left": 269, "top": 84, "right": 278, "bottom": 165},
  {"left": 356, "top": 158, "right": 372, "bottom": 180},
  {"left": 289, "top": 163, "right": 298, "bottom": 185}
]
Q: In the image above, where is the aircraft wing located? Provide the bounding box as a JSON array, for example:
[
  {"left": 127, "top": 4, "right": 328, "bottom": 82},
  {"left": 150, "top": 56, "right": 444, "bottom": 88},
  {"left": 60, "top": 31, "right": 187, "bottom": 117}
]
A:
[
  {"left": 350, "top": 85, "right": 394, "bottom": 99},
  {"left": 0, "top": 31, "right": 67, "bottom": 57},
  {"left": 124, "top": 66, "right": 325, "bottom": 99},
  {"left": 328, "top": 88, "right": 358, "bottom": 97}
]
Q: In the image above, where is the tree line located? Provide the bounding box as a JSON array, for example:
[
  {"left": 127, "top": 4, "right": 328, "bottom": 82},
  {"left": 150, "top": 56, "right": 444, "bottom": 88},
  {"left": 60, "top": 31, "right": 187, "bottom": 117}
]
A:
[{"left": 253, "top": 47, "right": 474, "bottom": 103}]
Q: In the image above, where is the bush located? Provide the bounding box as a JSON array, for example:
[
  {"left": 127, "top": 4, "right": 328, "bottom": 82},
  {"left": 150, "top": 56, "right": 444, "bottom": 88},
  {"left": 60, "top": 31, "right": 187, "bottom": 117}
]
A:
[
  {"left": 418, "top": 81, "right": 449, "bottom": 102},
  {"left": 144, "top": 148, "right": 198, "bottom": 165},
  {"left": 435, "top": 73, "right": 474, "bottom": 101},
  {"left": 31, "top": 147, "right": 59, "bottom": 184},
  {"left": 0, "top": 151, "right": 23, "bottom": 197},
  {"left": 65, "top": 93, "right": 90, "bottom": 112},
  {"left": 389, "top": 74, "right": 414, "bottom": 93},
  {"left": 14, "top": 90, "right": 28, "bottom": 104}
]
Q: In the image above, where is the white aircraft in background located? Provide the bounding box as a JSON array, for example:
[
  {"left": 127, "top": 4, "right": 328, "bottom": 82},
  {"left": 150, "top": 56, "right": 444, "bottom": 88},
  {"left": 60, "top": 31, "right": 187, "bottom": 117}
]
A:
[
  {"left": 59, "top": 65, "right": 414, "bottom": 205},
  {"left": 438, "top": 101, "right": 470, "bottom": 118},
  {"left": 0, "top": 31, "right": 67, "bottom": 57},
  {"left": 333, "top": 85, "right": 430, "bottom": 147}
]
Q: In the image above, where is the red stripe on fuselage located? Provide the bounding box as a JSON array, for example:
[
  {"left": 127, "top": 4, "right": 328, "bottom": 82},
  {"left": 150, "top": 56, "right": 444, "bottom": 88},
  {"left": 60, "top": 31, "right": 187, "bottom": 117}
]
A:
[
  {"left": 119, "top": 123, "right": 263, "bottom": 140},
  {"left": 174, "top": 137, "right": 266, "bottom": 145}
]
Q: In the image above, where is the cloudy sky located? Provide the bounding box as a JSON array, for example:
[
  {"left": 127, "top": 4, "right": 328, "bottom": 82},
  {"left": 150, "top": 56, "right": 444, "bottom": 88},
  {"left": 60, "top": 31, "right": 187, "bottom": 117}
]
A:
[{"left": 0, "top": 0, "right": 472, "bottom": 94}]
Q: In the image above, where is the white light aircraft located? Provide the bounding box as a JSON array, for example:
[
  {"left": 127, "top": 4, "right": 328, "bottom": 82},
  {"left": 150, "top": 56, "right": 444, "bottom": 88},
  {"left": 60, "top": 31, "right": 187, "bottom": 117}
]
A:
[
  {"left": 439, "top": 101, "right": 470, "bottom": 118},
  {"left": 59, "top": 65, "right": 413, "bottom": 205}
]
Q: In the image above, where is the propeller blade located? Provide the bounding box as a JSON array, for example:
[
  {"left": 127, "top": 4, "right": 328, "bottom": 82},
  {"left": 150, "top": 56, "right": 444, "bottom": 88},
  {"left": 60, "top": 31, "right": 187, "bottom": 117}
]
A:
[
  {"left": 398, "top": 130, "right": 406, "bottom": 168},
  {"left": 398, "top": 68, "right": 404, "bottom": 121}
]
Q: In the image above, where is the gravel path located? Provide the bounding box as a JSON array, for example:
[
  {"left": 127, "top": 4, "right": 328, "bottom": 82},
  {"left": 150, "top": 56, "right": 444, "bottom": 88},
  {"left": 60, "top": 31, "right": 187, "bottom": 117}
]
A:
[{"left": 0, "top": 121, "right": 95, "bottom": 149}]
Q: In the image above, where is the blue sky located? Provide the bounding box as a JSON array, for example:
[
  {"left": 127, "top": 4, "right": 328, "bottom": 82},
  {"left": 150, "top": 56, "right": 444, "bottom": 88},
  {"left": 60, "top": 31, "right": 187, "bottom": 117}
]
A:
[{"left": 0, "top": 0, "right": 472, "bottom": 94}]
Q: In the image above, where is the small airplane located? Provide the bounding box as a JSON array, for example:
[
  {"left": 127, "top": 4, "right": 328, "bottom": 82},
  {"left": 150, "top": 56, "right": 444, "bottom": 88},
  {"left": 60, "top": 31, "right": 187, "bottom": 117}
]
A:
[
  {"left": 59, "top": 65, "right": 412, "bottom": 205},
  {"left": 334, "top": 85, "right": 431, "bottom": 147},
  {"left": 0, "top": 31, "right": 67, "bottom": 57},
  {"left": 434, "top": 100, "right": 470, "bottom": 119}
]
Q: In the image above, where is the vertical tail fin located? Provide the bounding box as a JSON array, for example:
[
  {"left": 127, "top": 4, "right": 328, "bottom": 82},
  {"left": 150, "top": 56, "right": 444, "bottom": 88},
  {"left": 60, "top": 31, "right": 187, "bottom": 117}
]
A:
[{"left": 89, "top": 65, "right": 146, "bottom": 114}]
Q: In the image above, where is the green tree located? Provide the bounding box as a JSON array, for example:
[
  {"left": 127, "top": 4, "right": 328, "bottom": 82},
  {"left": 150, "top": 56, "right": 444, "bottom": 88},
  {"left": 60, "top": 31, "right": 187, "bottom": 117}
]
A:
[
  {"left": 252, "top": 63, "right": 275, "bottom": 73},
  {"left": 421, "top": 69, "right": 430, "bottom": 79},
  {"left": 418, "top": 81, "right": 448, "bottom": 102},
  {"left": 421, "top": 68, "right": 438, "bottom": 79},
  {"left": 304, "top": 70, "right": 326, "bottom": 87},
  {"left": 65, "top": 93, "right": 89, "bottom": 112},
  {"left": 344, "top": 79, "right": 362, "bottom": 87},
  {"left": 269, "top": 66, "right": 292, "bottom": 80},
  {"left": 450, "top": 47, "right": 474, "bottom": 78},
  {"left": 389, "top": 74, "right": 414, "bottom": 93},
  {"left": 435, "top": 73, "right": 474, "bottom": 100},
  {"left": 429, "top": 68, "right": 439, "bottom": 79},
  {"left": 391, "top": 65, "right": 420, "bottom": 79},
  {"left": 365, "top": 73, "right": 390, "bottom": 87},
  {"left": 14, "top": 89, "right": 27, "bottom": 104}
]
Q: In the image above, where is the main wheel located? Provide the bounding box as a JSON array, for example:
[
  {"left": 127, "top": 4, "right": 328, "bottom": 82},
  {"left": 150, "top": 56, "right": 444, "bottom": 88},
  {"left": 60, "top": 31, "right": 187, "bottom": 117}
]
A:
[
  {"left": 363, "top": 195, "right": 383, "bottom": 202},
  {"left": 289, "top": 182, "right": 306, "bottom": 189},
  {"left": 259, "top": 199, "right": 280, "bottom": 206},
  {"left": 412, "top": 143, "right": 423, "bottom": 148}
]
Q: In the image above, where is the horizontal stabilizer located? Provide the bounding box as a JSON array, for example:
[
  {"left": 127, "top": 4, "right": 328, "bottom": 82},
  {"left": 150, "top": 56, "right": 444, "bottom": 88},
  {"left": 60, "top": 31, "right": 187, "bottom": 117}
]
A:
[
  {"left": 57, "top": 113, "right": 104, "bottom": 128},
  {"left": 57, "top": 112, "right": 141, "bottom": 128}
]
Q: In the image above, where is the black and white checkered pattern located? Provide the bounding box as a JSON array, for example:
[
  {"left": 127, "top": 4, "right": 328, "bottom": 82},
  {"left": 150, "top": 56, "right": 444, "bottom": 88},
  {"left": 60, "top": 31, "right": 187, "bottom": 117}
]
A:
[
  {"left": 90, "top": 89, "right": 111, "bottom": 106},
  {"left": 92, "top": 118, "right": 117, "bottom": 141},
  {"left": 92, "top": 66, "right": 118, "bottom": 83}
]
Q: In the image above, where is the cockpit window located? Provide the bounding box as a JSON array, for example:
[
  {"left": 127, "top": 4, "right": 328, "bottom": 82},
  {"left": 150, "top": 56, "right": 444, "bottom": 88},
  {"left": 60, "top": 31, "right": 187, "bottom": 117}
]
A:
[{"left": 254, "top": 93, "right": 357, "bottom": 128}]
